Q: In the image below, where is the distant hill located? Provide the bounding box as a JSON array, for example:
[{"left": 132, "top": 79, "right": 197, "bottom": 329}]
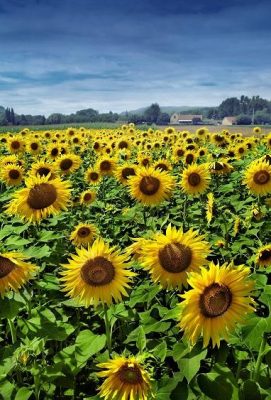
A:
[{"left": 121, "top": 106, "right": 212, "bottom": 116}]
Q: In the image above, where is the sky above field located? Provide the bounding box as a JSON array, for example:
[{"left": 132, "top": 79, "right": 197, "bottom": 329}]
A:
[{"left": 0, "top": 0, "right": 271, "bottom": 115}]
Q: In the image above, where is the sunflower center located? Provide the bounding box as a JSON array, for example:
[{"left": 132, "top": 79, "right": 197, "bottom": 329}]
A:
[
  {"left": 259, "top": 249, "right": 271, "bottom": 261},
  {"left": 31, "top": 143, "right": 38, "bottom": 150},
  {"left": 155, "top": 163, "right": 168, "bottom": 171},
  {"left": 27, "top": 183, "right": 57, "bottom": 210},
  {"left": 158, "top": 243, "right": 192, "bottom": 273},
  {"left": 90, "top": 172, "right": 99, "bottom": 181},
  {"left": 77, "top": 227, "right": 91, "bottom": 237},
  {"left": 11, "top": 141, "right": 20, "bottom": 149},
  {"left": 0, "top": 256, "right": 16, "bottom": 278},
  {"left": 83, "top": 193, "right": 92, "bottom": 202},
  {"left": 60, "top": 159, "right": 73, "bottom": 171},
  {"left": 253, "top": 170, "right": 270, "bottom": 185},
  {"left": 80, "top": 256, "right": 115, "bottom": 286},
  {"left": 188, "top": 172, "right": 201, "bottom": 187},
  {"left": 177, "top": 149, "right": 184, "bottom": 157},
  {"left": 213, "top": 162, "right": 224, "bottom": 171},
  {"left": 186, "top": 154, "right": 194, "bottom": 164},
  {"left": 118, "top": 364, "right": 143, "bottom": 385},
  {"left": 119, "top": 141, "right": 128, "bottom": 149},
  {"left": 51, "top": 148, "right": 58, "bottom": 157},
  {"left": 93, "top": 142, "right": 99, "bottom": 150},
  {"left": 37, "top": 167, "right": 51, "bottom": 177},
  {"left": 139, "top": 176, "right": 160, "bottom": 195},
  {"left": 100, "top": 160, "right": 111, "bottom": 171},
  {"left": 122, "top": 167, "right": 136, "bottom": 180},
  {"left": 142, "top": 158, "right": 149, "bottom": 166},
  {"left": 200, "top": 283, "right": 232, "bottom": 318},
  {"left": 9, "top": 169, "right": 20, "bottom": 180}
]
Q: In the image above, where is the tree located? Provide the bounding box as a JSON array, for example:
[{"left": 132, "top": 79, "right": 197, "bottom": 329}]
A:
[
  {"left": 156, "top": 113, "right": 170, "bottom": 125},
  {"left": 236, "top": 114, "right": 252, "bottom": 125},
  {"left": 144, "top": 103, "right": 161, "bottom": 124}
]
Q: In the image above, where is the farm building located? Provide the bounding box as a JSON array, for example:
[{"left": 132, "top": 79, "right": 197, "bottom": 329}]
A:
[
  {"left": 170, "top": 113, "right": 203, "bottom": 125},
  {"left": 222, "top": 116, "right": 237, "bottom": 125}
]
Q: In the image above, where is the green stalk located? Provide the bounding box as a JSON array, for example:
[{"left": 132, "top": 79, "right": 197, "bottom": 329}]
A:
[
  {"left": 104, "top": 305, "right": 112, "bottom": 356},
  {"left": 253, "top": 335, "right": 267, "bottom": 381},
  {"left": 8, "top": 318, "right": 17, "bottom": 344}
]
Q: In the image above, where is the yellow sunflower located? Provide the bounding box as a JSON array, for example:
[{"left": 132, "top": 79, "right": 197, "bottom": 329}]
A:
[
  {"left": 47, "top": 143, "right": 61, "bottom": 159},
  {"left": 209, "top": 160, "right": 233, "bottom": 175},
  {"left": 60, "top": 239, "right": 135, "bottom": 307},
  {"left": 0, "top": 154, "right": 20, "bottom": 168},
  {"left": 30, "top": 160, "right": 57, "bottom": 180},
  {"left": 7, "top": 136, "right": 25, "bottom": 153},
  {"left": 70, "top": 223, "right": 98, "bottom": 247},
  {"left": 1, "top": 165, "right": 24, "bottom": 186},
  {"left": 115, "top": 164, "right": 137, "bottom": 185},
  {"left": 96, "top": 157, "right": 116, "bottom": 176},
  {"left": 97, "top": 356, "right": 152, "bottom": 400},
  {"left": 255, "top": 245, "right": 271, "bottom": 267},
  {"left": 55, "top": 153, "right": 81, "bottom": 175},
  {"left": 6, "top": 175, "right": 71, "bottom": 223},
  {"left": 180, "top": 163, "right": 211, "bottom": 196},
  {"left": 85, "top": 168, "right": 101, "bottom": 185},
  {"left": 153, "top": 159, "right": 172, "bottom": 172},
  {"left": 139, "top": 224, "right": 210, "bottom": 289},
  {"left": 0, "top": 252, "right": 37, "bottom": 297},
  {"left": 26, "top": 139, "right": 42, "bottom": 155},
  {"left": 128, "top": 166, "right": 175, "bottom": 206},
  {"left": 178, "top": 262, "right": 255, "bottom": 348},
  {"left": 80, "top": 189, "right": 96, "bottom": 205},
  {"left": 244, "top": 160, "right": 271, "bottom": 196}
]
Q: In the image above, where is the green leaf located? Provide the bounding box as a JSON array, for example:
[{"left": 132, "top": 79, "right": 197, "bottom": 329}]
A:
[
  {"left": 5, "top": 236, "right": 32, "bottom": 247},
  {"left": 136, "top": 326, "right": 146, "bottom": 352},
  {"left": 197, "top": 365, "right": 238, "bottom": 400},
  {"left": 156, "top": 372, "right": 183, "bottom": 400},
  {"left": 239, "top": 380, "right": 261, "bottom": 400},
  {"left": 152, "top": 341, "right": 167, "bottom": 362},
  {"left": 0, "top": 297, "right": 23, "bottom": 319},
  {"left": 23, "top": 245, "right": 51, "bottom": 259},
  {"left": 75, "top": 330, "right": 106, "bottom": 364},
  {"left": 15, "top": 387, "right": 33, "bottom": 400},
  {"left": 178, "top": 344, "right": 207, "bottom": 383},
  {"left": 38, "top": 230, "right": 65, "bottom": 242}
]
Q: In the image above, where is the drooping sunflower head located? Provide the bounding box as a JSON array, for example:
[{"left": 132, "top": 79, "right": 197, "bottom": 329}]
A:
[
  {"left": 1, "top": 165, "right": 24, "bottom": 186},
  {"left": 80, "top": 189, "right": 96, "bottom": 205},
  {"left": 70, "top": 223, "right": 98, "bottom": 247},
  {"left": 6, "top": 175, "right": 71, "bottom": 223},
  {"left": 60, "top": 239, "right": 135, "bottom": 307},
  {"left": 84, "top": 168, "right": 101, "bottom": 185},
  {"left": 244, "top": 160, "right": 271, "bottom": 196},
  {"left": 128, "top": 166, "right": 175, "bottom": 206},
  {"left": 180, "top": 163, "right": 211, "bottom": 196},
  {"left": 139, "top": 224, "right": 210, "bottom": 289},
  {"left": 0, "top": 252, "right": 37, "bottom": 297},
  {"left": 255, "top": 245, "right": 271, "bottom": 267},
  {"left": 55, "top": 153, "right": 81, "bottom": 175},
  {"left": 30, "top": 160, "right": 57, "bottom": 180},
  {"left": 178, "top": 262, "right": 255, "bottom": 348},
  {"left": 115, "top": 163, "right": 137, "bottom": 185},
  {"left": 97, "top": 356, "right": 152, "bottom": 400}
]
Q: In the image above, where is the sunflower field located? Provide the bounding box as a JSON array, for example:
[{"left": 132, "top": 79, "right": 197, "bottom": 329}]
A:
[{"left": 0, "top": 124, "right": 271, "bottom": 400}]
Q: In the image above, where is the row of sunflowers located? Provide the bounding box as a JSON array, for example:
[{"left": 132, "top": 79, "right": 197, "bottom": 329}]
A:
[{"left": 0, "top": 124, "right": 271, "bottom": 399}]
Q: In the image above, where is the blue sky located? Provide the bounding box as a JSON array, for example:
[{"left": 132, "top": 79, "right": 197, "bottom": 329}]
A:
[{"left": 0, "top": 0, "right": 270, "bottom": 115}]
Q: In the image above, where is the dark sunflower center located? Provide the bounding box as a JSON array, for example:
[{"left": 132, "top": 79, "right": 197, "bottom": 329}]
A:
[
  {"left": 27, "top": 183, "right": 57, "bottom": 210},
  {"left": 239, "top": 147, "right": 245, "bottom": 154},
  {"left": 77, "top": 227, "right": 91, "bottom": 237},
  {"left": 118, "top": 364, "right": 143, "bottom": 385},
  {"left": 139, "top": 176, "right": 160, "bottom": 195},
  {"left": 259, "top": 249, "right": 271, "bottom": 261},
  {"left": 94, "top": 142, "right": 99, "bottom": 150},
  {"left": 228, "top": 151, "right": 235, "bottom": 157},
  {"left": 119, "top": 141, "right": 128, "bottom": 149},
  {"left": 158, "top": 243, "right": 192, "bottom": 273},
  {"left": 188, "top": 172, "right": 201, "bottom": 186},
  {"left": 155, "top": 163, "right": 168, "bottom": 171},
  {"left": 60, "top": 159, "right": 73, "bottom": 171},
  {"left": 11, "top": 141, "right": 20, "bottom": 149},
  {"left": 186, "top": 154, "right": 194, "bottom": 164},
  {"left": 121, "top": 167, "right": 136, "bottom": 180},
  {"left": 83, "top": 193, "right": 92, "bottom": 202},
  {"left": 213, "top": 162, "right": 224, "bottom": 171},
  {"left": 177, "top": 149, "right": 184, "bottom": 157},
  {"left": 51, "top": 148, "right": 58, "bottom": 157},
  {"left": 200, "top": 283, "right": 232, "bottom": 318},
  {"left": 80, "top": 256, "right": 115, "bottom": 286},
  {"left": 90, "top": 172, "right": 99, "bottom": 181},
  {"left": 199, "top": 150, "right": 205, "bottom": 156},
  {"left": 37, "top": 167, "right": 51, "bottom": 177},
  {"left": 73, "top": 137, "right": 79, "bottom": 143},
  {"left": 253, "top": 170, "right": 270, "bottom": 185},
  {"left": 31, "top": 143, "right": 38, "bottom": 150},
  {"left": 9, "top": 169, "right": 20, "bottom": 180},
  {"left": 142, "top": 158, "right": 149, "bottom": 166},
  {"left": 100, "top": 160, "right": 111, "bottom": 171},
  {"left": 0, "top": 256, "right": 16, "bottom": 278}
]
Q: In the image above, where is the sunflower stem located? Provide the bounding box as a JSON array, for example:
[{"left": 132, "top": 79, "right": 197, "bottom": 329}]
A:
[
  {"left": 8, "top": 318, "right": 17, "bottom": 344},
  {"left": 253, "top": 334, "right": 267, "bottom": 381},
  {"left": 236, "top": 359, "right": 242, "bottom": 381},
  {"left": 104, "top": 305, "right": 112, "bottom": 356}
]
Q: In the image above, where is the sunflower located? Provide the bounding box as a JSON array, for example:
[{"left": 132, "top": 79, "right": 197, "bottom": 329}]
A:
[
  {"left": 47, "top": 143, "right": 61, "bottom": 159},
  {"left": 139, "top": 224, "right": 210, "bottom": 289},
  {"left": 6, "top": 175, "right": 71, "bottom": 223},
  {"left": 97, "top": 356, "right": 152, "bottom": 400},
  {"left": 55, "top": 153, "right": 81, "bottom": 175},
  {"left": 255, "top": 245, "right": 271, "bottom": 267},
  {"left": 1, "top": 165, "right": 24, "bottom": 186},
  {"left": 244, "top": 160, "right": 271, "bottom": 196},
  {"left": 27, "top": 139, "right": 42, "bottom": 155},
  {"left": 0, "top": 252, "right": 37, "bottom": 297},
  {"left": 115, "top": 164, "right": 137, "bottom": 185},
  {"left": 137, "top": 153, "right": 152, "bottom": 167},
  {"left": 253, "top": 126, "right": 261, "bottom": 134},
  {"left": 209, "top": 160, "right": 233, "bottom": 175},
  {"left": 60, "top": 239, "right": 135, "bottom": 307},
  {"left": 70, "top": 223, "right": 98, "bottom": 247},
  {"left": 85, "top": 168, "right": 101, "bottom": 185},
  {"left": 80, "top": 189, "right": 96, "bottom": 205},
  {"left": 30, "top": 160, "right": 57, "bottom": 180},
  {"left": 153, "top": 159, "right": 172, "bottom": 172},
  {"left": 128, "top": 166, "right": 174, "bottom": 206},
  {"left": 7, "top": 137, "right": 25, "bottom": 153},
  {"left": 180, "top": 164, "right": 211, "bottom": 196},
  {"left": 178, "top": 262, "right": 255, "bottom": 347},
  {"left": 184, "top": 151, "right": 196, "bottom": 165},
  {"left": 0, "top": 154, "right": 20, "bottom": 168},
  {"left": 96, "top": 157, "right": 116, "bottom": 176},
  {"left": 173, "top": 146, "right": 185, "bottom": 159}
]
